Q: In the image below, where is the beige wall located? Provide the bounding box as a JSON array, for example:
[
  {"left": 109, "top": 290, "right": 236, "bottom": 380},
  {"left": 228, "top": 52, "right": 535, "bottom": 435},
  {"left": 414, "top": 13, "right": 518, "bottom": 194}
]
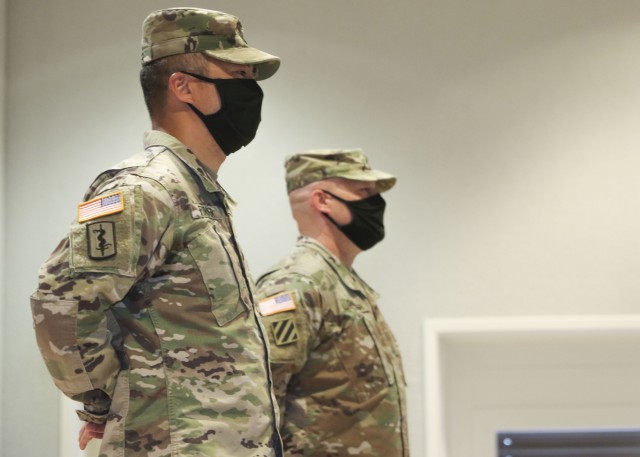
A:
[{"left": 4, "top": 1, "right": 640, "bottom": 456}]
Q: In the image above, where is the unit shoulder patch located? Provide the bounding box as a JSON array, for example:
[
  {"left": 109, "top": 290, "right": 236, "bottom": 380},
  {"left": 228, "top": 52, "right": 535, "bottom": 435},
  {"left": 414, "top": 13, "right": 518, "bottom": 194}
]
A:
[
  {"left": 86, "top": 221, "right": 117, "bottom": 260},
  {"left": 78, "top": 191, "right": 125, "bottom": 223},
  {"left": 271, "top": 317, "right": 299, "bottom": 346},
  {"left": 258, "top": 291, "right": 297, "bottom": 316}
]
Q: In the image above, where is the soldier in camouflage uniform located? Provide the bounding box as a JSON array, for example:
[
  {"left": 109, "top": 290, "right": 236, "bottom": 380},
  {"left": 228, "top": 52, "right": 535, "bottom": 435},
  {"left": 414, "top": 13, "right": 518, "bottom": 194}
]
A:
[
  {"left": 30, "top": 8, "right": 283, "bottom": 456},
  {"left": 256, "top": 150, "right": 409, "bottom": 456}
]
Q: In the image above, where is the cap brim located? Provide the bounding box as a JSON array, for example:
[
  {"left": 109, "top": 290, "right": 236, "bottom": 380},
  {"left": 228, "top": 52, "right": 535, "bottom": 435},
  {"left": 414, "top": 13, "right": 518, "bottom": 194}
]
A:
[
  {"left": 204, "top": 47, "right": 280, "bottom": 81},
  {"left": 340, "top": 169, "right": 397, "bottom": 193}
]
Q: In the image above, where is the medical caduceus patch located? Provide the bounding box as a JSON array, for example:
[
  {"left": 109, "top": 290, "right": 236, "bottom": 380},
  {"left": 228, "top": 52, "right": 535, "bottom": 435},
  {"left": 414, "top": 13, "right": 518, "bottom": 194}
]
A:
[
  {"left": 87, "top": 221, "right": 117, "bottom": 260},
  {"left": 271, "top": 317, "right": 299, "bottom": 346}
]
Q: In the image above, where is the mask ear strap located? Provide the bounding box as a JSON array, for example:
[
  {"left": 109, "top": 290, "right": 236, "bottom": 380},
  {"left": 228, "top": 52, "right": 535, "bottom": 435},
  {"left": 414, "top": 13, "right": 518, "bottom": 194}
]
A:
[
  {"left": 321, "top": 211, "right": 343, "bottom": 228},
  {"left": 321, "top": 190, "right": 347, "bottom": 203},
  {"left": 315, "top": 190, "right": 343, "bottom": 227},
  {"left": 181, "top": 71, "right": 218, "bottom": 84}
]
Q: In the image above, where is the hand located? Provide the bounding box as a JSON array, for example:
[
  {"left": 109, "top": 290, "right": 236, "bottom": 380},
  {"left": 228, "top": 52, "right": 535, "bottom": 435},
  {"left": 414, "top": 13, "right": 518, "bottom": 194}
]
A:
[{"left": 79, "top": 422, "right": 105, "bottom": 450}]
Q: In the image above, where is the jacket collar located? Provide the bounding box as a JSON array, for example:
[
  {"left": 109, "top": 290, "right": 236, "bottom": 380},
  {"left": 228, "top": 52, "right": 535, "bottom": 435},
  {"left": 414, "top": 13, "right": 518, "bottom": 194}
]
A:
[
  {"left": 143, "top": 130, "right": 226, "bottom": 196},
  {"left": 297, "top": 236, "right": 378, "bottom": 300}
]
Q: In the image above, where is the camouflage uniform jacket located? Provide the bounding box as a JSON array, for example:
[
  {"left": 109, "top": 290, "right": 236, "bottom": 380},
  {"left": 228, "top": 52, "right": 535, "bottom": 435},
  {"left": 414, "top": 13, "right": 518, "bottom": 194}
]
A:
[
  {"left": 256, "top": 236, "right": 409, "bottom": 456},
  {"left": 30, "top": 130, "right": 282, "bottom": 457}
]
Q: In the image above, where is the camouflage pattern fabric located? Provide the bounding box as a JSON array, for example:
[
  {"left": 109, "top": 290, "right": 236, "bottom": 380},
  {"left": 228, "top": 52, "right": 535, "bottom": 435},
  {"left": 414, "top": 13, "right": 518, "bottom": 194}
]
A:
[
  {"left": 30, "top": 130, "right": 282, "bottom": 456},
  {"left": 141, "top": 8, "right": 280, "bottom": 81},
  {"left": 256, "top": 237, "right": 409, "bottom": 456},
  {"left": 284, "top": 149, "right": 396, "bottom": 194}
]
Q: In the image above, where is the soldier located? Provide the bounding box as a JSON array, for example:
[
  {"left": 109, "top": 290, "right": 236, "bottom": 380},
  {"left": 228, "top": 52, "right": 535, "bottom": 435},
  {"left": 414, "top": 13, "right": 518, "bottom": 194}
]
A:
[
  {"left": 30, "top": 8, "right": 283, "bottom": 457},
  {"left": 256, "top": 149, "right": 409, "bottom": 456}
]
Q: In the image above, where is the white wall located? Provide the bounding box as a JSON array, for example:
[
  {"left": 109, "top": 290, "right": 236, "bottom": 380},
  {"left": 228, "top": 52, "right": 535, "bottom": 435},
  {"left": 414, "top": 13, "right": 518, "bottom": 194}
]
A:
[{"left": 4, "top": 1, "right": 640, "bottom": 456}]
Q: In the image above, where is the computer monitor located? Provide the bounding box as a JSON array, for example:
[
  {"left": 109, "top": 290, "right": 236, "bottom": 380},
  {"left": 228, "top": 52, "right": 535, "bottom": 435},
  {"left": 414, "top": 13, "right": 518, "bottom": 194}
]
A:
[{"left": 497, "top": 428, "right": 640, "bottom": 457}]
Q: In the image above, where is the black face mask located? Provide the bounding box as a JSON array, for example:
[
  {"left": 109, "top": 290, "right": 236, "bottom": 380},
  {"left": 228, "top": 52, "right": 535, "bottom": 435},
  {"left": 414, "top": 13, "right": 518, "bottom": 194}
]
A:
[
  {"left": 322, "top": 190, "right": 387, "bottom": 251},
  {"left": 182, "top": 71, "right": 264, "bottom": 155}
]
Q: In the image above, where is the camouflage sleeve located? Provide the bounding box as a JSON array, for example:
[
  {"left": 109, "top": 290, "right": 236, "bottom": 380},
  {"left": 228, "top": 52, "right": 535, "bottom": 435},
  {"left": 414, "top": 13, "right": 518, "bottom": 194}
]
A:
[
  {"left": 30, "top": 179, "right": 174, "bottom": 419},
  {"left": 256, "top": 273, "right": 323, "bottom": 415}
]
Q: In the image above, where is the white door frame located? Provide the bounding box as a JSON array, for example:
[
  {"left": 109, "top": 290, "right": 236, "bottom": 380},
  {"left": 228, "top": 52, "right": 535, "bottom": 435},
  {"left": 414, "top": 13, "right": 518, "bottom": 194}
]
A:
[{"left": 423, "top": 314, "right": 640, "bottom": 457}]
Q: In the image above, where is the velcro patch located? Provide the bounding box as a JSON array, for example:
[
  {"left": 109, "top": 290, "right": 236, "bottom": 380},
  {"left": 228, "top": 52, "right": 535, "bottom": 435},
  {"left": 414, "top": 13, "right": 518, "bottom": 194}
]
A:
[
  {"left": 259, "top": 292, "right": 297, "bottom": 316},
  {"left": 271, "top": 318, "right": 299, "bottom": 346},
  {"left": 192, "top": 204, "right": 225, "bottom": 220},
  {"left": 78, "top": 192, "right": 125, "bottom": 223}
]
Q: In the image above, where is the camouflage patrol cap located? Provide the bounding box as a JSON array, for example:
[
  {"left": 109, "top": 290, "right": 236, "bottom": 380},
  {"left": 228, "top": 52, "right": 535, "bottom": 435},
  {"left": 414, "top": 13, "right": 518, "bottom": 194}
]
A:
[
  {"left": 141, "top": 8, "right": 280, "bottom": 81},
  {"left": 285, "top": 149, "right": 396, "bottom": 194}
]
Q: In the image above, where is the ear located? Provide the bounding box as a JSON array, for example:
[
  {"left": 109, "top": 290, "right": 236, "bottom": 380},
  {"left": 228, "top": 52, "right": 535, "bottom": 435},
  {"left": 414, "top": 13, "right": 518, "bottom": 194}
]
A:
[
  {"left": 167, "top": 72, "right": 195, "bottom": 104},
  {"left": 310, "top": 189, "right": 331, "bottom": 213}
]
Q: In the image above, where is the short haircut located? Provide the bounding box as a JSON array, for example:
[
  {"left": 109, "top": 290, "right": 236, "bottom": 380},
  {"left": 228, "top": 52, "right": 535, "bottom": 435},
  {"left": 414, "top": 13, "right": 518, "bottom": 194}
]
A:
[{"left": 139, "top": 53, "right": 209, "bottom": 118}]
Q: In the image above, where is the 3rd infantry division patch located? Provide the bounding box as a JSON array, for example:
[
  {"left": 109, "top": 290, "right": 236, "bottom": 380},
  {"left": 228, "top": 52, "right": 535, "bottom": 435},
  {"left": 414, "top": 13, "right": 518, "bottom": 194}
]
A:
[{"left": 271, "top": 317, "right": 299, "bottom": 346}]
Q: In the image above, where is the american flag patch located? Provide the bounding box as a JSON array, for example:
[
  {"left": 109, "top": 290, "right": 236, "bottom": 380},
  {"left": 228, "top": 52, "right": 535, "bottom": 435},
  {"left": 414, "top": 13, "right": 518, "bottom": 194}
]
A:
[
  {"left": 78, "top": 191, "right": 125, "bottom": 223},
  {"left": 259, "top": 292, "right": 297, "bottom": 316}
]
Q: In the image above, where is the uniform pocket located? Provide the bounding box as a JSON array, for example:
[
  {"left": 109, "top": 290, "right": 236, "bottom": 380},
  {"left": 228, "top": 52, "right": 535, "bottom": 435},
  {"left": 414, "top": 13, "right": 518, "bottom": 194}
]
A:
[
  {"left": 30, "top": 295, "right": 94, "bottom": 395},
  {"left": 377, "top": 318, "right": 407, "bottom": 386},
  {"left": 187, "top": 223, "right": 248, "bottom": 326},
  {"left": 363, "top": 318, "right": 396, "bottom": 386},
  {"left": 337, "top": 317, "right": 394, "bottom": 403}
]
